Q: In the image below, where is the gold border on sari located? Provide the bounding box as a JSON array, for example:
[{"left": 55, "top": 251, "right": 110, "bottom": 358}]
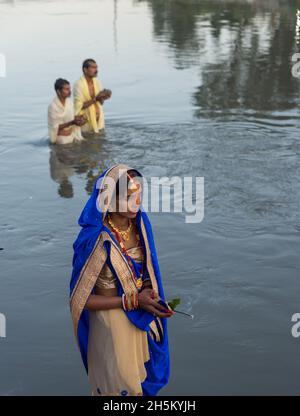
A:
[{"left": 70, "top": 231, "right": 138, "bottom": 341}]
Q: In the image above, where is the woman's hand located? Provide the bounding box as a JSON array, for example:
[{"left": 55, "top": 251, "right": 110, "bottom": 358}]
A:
[{"left": 138, "top": 288, "right": 174, "bottom": 318}]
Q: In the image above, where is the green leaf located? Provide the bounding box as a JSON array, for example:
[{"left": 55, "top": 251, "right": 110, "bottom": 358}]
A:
[{"left": 167, "top": 298, "right": 181, "bottom": 310}]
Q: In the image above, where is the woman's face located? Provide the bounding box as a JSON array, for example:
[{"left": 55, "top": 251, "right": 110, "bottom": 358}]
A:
[{"left": 116, "top": 176, "right": 142, "bottom": 219}]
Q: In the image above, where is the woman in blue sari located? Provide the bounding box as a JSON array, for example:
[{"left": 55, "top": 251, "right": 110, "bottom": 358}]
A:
[{"left": 69, "top": 164, "right": 174, "bottom": 396}]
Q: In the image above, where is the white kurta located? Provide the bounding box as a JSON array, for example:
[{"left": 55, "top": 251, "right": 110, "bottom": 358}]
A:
[{"left": 48, "top": 96, "right": 84, "bottom": 145}]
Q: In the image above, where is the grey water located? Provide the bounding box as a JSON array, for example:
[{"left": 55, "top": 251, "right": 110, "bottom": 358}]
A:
[{"left": 0, "top": 0, "right": 300, "bottom": 395}]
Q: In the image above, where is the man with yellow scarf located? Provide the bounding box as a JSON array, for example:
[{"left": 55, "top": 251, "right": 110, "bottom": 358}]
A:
[{"left": 74, "top": 59, "right": 112, "bottom": 135}]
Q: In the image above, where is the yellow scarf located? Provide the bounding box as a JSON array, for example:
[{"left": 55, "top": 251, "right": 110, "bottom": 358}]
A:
[{"left": 74, "top": 75, "right": 104, "bottom": 133}]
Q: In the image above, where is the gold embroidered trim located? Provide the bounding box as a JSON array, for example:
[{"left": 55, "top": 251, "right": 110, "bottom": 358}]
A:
[
  {"left": 103, "top": 231, "right": 137, "bottom": 294},
  {"left": 140, "top": 216, "right": 158, "bottom": 294},
  {"left": 70, "top": 233, "right": 107, "bottom": 343},
  {"left": 149, "top": 320, "right": 161, "bottom": 343},
  {"left": 70, "top": 229, "right": 156, "bottom": 343},
  {"left": 149, "top": 317, "right": 164, "bottom": 343},
  {"left": 156, "top": 316, "right": 164, "bottom": 334},
  {"left": 140, "top": 217, "right": 165, "bottom": 341}
]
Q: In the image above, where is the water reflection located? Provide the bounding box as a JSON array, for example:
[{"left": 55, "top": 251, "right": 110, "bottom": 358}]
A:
[
  {"left": 49, "top": 137, "right": 106, "bottom": 198},
  {"left": 141, "top": 0, "right": 300, "bottom": 116}
]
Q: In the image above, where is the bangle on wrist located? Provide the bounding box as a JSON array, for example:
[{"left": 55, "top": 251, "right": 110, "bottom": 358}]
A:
[
  {"left": 121, "top": 294, "right": 126, "bottom": 311},
  {"left": 122, "top": 292, "right": 139, "bottom": 311}
]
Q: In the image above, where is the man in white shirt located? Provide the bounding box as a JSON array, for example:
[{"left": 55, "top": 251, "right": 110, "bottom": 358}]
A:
[{"left": 48, "top": 78, "right": 86, "bottom": 145}]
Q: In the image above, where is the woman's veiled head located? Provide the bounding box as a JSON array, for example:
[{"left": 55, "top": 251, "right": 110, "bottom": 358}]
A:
[{"left": 96, "top": 164, "right": 143, "bottom": 222}]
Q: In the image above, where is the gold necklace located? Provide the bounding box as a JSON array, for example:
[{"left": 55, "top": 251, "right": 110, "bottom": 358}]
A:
[{"left": 107, "top": 214, "right": 132, "bottom": 241}]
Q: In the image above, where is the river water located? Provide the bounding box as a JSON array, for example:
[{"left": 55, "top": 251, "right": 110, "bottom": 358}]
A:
[{"left": 0, "top": 0, "right": 300, "bottom": 395}]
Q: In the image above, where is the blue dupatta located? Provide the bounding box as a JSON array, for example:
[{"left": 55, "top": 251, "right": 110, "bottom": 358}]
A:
[{"left": 69, "top": 165, "right": 170, "bottom": 396}]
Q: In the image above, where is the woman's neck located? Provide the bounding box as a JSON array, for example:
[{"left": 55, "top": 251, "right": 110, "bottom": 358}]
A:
[{"left": 108, "top": 212, "right": 130, "bottom": 229}]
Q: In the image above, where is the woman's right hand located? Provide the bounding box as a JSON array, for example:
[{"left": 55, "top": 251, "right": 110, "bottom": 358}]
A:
[{"left": 138, "top": 288, "right": 174, "bottom": 318}]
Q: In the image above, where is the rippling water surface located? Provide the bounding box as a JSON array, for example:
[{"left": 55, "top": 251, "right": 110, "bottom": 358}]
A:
[{"left": 0, "top": 0, "right": 300, "bottom": 395}]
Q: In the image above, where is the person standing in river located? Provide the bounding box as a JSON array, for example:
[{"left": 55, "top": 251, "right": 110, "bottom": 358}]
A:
[
  {"left": 69, "top": 164, "right": 174, "bottom": 396},
  {"left": 48, "top": 78, "right": 87, "bottom": 145},
  {"left": 73, "top": 59, "right": 112, "bottom": 135}
]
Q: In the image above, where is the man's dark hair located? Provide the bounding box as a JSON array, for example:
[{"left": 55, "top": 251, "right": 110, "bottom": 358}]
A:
[
  {"left": 54, "top": 78, "right": 70, "bottom": 93},
  {"left": 82, "top": 59, "right": 97, "bottom": 71}
]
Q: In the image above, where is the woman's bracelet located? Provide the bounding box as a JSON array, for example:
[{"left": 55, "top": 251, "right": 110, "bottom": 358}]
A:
[
  {"left": 121, "top": 293, "right": 126, "bottom": 310},
  {"left": 122, "top": 292, "right": 139, "bottom": 311}
]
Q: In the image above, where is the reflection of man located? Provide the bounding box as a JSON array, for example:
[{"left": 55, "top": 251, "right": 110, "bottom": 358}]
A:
[
  {"left": 49, "top": 146, "right": 75, "bottom": 198},
  {"left": 49, "top": 134, "right": 105, "bottom": 198},
  {"left": 73, "top": 59, "right": 112, "bottom": 134},
  {"left": 48, "top": 78, "right": 86, "bottom": 145}
]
